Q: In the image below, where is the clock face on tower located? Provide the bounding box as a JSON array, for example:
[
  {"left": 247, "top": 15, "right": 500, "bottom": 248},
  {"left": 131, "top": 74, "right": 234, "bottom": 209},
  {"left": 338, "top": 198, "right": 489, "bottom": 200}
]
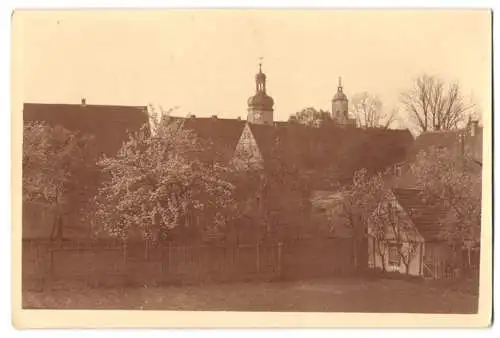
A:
[{"left": 253, "top": 111, "right": 261, "bottom": 121}]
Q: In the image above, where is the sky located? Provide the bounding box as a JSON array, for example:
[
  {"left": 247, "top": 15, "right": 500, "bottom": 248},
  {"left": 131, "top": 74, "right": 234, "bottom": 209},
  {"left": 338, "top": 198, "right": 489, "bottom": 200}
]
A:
[{"left": 15, "top": 9, "right": 492, "bottom": 127}]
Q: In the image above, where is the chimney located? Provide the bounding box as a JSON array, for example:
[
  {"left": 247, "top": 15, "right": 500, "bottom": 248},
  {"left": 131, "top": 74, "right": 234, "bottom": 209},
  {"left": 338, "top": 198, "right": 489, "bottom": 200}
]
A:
[
  {"left": 211, "top": 115, "right": 218, "bottom": 119},
  {"left": 237, "top": 116, "right": 242, "bottom": 120},
  {"left": 189, "top": 114, "right": 196, "bottom": 118},
  {"left": 81, "top": 98, "right": 87, "bottom": 106}
]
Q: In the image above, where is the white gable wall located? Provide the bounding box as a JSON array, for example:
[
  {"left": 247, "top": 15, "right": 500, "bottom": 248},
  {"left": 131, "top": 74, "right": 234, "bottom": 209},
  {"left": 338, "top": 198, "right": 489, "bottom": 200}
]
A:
[
  {"left": 367, "top": 191, "right": 426, "bottom": 276},
  {"left": 232, "top": 123, "right": 264, "bottom": 170}
]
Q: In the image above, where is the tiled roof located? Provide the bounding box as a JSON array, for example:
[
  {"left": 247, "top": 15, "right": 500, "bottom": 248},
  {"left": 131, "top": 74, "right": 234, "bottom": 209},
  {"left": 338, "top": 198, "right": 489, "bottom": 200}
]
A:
[
  {"left": 393, "top": 188, "right": 450, "bottom": 242},
  {"left": 411, "top": 126, "right": 483, "bottom": 164},
  {"left": 411, "top": 131, "right": 460, "bottom": 157},
  {"left": 23, "top": 102, "right": 149, "bottom": 156},
  {"left": 246, "top": 123, "right": 414, "bottom": 183},
  {"left": 181, "top": 117, "right": 247, "bottom": 151}
]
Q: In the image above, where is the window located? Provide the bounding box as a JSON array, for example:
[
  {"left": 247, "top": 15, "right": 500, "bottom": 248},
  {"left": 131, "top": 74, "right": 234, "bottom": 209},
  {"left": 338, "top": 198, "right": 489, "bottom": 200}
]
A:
[{"left": 388, "top": 244, "right": 400, "bottom": 266}]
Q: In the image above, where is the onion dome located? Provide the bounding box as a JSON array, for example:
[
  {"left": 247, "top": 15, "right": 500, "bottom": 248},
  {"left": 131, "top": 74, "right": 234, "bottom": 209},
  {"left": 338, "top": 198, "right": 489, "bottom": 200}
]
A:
[
  {"left": 333, "top": 76, "right": 348, "bottom": 101},
  {"left": 248, "top": 92, "right": 274, "bottom": 109}
]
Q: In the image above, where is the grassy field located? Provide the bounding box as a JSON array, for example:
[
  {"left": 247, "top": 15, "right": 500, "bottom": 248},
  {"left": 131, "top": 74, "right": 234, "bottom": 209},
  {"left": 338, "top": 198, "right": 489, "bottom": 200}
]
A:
[{"left": 23, "top": 277, "right": 478, "bottom": 313}]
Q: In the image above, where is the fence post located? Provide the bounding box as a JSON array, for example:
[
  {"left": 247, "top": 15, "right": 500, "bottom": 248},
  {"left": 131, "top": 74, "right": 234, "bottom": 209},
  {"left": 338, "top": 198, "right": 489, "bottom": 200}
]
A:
[
  {"left": 235, "top": 244, "right": 240, "bottom": 277},
  {"left": 167, "top": 242, "right": 172, "bottom": 274},
  {"left": 50, "top": 248, "right": 55, "bottom": 275},
  {"left": 122, "top": 239, "right": 127, "bottom": 266},
  {"left": 278, "top": 242, "right": 283, "bottom": 278},
  {"left": 46, "top": 247, "right": 55, "bottom": 290},
  {"left": 256, "top": 242, "right": 261, "bottom": 274}
]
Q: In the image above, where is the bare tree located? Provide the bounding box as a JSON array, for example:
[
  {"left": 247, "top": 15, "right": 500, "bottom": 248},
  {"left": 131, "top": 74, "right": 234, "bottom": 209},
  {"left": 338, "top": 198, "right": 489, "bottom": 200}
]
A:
[
  {"left": 400, "top": 74, "right": 474, "bottom": 133},
  {"left": 351, "top": 92, "right": 396, "bottom": 129}
]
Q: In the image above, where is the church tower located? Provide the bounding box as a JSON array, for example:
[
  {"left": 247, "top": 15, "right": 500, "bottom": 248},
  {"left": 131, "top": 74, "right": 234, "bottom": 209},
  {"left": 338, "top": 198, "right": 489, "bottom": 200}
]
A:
[
  {"left": 332, "top": 77, "right": 349, "bottom": 124},
  {"left": 247, "top": 62, "right": 274, "bottom": 125}
]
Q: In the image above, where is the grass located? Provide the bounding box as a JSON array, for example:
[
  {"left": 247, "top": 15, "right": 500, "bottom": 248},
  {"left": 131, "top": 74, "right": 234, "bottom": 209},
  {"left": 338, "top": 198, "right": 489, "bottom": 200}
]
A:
[{"left": 22, "top": 276, "right": 479, "bottom": 313}]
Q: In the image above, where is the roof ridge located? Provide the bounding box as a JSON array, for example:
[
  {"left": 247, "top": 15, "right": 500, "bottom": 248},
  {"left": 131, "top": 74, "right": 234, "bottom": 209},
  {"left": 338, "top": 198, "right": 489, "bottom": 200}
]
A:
[{"left": 24, "top": 102, "right": 148, "bottom": 109}]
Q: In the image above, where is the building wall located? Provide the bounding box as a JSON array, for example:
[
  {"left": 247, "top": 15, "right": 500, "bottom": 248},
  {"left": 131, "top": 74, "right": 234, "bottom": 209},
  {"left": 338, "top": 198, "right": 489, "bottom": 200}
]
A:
[
  {"left": 332, "top": 99, "right": 349, "bottom": 124},
  {"left": 368, "top": 237, "right": 423, "bottom": 276},
  {"left": 247, "top": 108, "right": 273, "bottom": 125},
  {"left": 367, "top": 196, "right": 425, "bottom": 276},
  {"left": 232, "top": 124, "right": 264, "bottom": 170}
]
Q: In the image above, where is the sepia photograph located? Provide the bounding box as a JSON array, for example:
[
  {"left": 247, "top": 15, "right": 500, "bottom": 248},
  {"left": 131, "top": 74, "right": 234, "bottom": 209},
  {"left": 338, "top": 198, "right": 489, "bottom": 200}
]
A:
[{"left": 11, "top": 8, "right": 492, "bottom": 328}]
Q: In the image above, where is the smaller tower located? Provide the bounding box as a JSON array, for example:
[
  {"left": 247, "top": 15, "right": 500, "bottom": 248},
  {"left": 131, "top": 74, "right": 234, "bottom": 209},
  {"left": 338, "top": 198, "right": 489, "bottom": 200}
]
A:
[
  {"left": 247, "top": 60, "right": 274, "bottom": 125},
  {"left": 332, "top": 77, "right": 349, "bottom": 124}
]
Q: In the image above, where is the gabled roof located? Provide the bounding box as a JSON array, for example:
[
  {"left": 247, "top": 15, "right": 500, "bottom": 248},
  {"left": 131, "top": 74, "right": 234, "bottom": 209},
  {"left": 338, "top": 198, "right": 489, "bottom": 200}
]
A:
[
  {"left": 181, "top": 117, "right": 247, "bottom": 151},
  {"left": 23, "top": 102, "right": 149, "bottom": 156},
  {"left": 246, "top": 123, "right": 414, "bottom": 184},
  {"left": 392, "top": 188, "right": 450, "bottom": 242},
  {"left": 247, "top": 123, "right": 282, "bottom": 163},
  {"left": 411, "top": 131, "right": 460, "bottom": 158},
  {"left": 410, "top": 125, "right": 483, "bottom": 165}
]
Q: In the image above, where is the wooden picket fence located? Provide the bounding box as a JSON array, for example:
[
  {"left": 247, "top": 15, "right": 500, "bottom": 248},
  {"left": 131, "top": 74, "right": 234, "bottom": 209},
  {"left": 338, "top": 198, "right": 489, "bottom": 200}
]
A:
[{"left": 22, "top": 237, "right": 356, "bottom": 290}]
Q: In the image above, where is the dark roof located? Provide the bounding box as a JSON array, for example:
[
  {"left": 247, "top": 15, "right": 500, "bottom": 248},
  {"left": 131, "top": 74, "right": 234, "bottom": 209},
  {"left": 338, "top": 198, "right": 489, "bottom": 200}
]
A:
[
  {"left": 247, "top": 123, "right": 414, "bottom": 184},
  {"left": 411, "top": 131, "right": 460, "bottom": 157},
  {"left": 393, "top": 188, "right": 449, "bottom": 242},
  {"left": 338, "top": 127, "right": 414, "bottom": 176},
  {"left": 247, "top": 123, "right": 282, "bottom": 163},
  {"left": 181, "top": 116, "right": 246, "bottom": 151},
  {"left": 23, "top": 102, "right": 149, "bottom": 156},
  {"left": 411, "top": 125, "right": 483, "bottom": 164}
]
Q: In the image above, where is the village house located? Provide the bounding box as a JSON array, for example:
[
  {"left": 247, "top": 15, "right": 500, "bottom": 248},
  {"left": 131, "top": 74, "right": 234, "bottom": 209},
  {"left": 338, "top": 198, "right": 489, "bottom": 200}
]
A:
[
  {"left": 367, "top": 121, "right": 483, "bottom": 278},
  {"left": 390, "top": 118, "right": 483, "bottom": 189},
  {"left": 367, "top": 188, "right": 463, "bottom": 278}
]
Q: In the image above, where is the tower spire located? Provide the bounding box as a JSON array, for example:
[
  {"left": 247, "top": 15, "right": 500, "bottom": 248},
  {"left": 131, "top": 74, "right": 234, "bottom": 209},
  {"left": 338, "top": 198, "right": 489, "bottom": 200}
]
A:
[
  {"left": 255, "top": 57, "right": 266, "bottom": 93},
  {"left": 248, "top": 58, "right": 274, "bottom": 125},
  {"left": 338, "top": 76, "right": 343, "bottom": 92}
]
